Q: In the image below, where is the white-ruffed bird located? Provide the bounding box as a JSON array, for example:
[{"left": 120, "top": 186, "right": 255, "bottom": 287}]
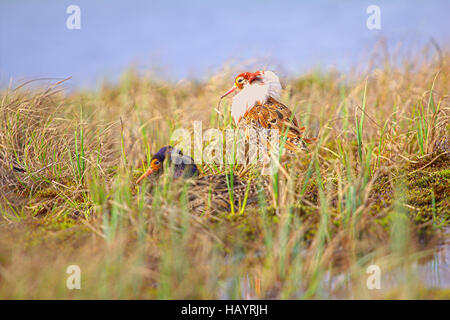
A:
[{"left": 221, "top": 70, "right": 314, "bottom": 152}]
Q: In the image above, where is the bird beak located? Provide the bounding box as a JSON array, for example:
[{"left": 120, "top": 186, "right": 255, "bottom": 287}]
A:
[
  {"left": 221, "top": 85, "right": 237, "bottom": 99},
  {"left": 136, "top": 167, "right": 154, "bottom": 184}
]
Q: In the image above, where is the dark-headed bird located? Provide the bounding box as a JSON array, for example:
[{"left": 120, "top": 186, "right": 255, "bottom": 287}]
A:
[{"left": 136, "top": 146, "right": 264, "bottom": 214}]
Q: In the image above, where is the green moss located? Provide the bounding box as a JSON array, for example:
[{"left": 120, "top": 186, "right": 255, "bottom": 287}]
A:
[
  {"left": 404, "top": 163, "right": 450, "bottom": 224},
  {"left": 2, "top": 216, "right": 90, "bottom": 252},
  {"left": 363, "top": 152, "right": 449, "bottom": 232}
]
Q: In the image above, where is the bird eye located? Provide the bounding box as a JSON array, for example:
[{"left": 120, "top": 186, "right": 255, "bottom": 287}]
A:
[{"left": 236, "top": 77, "right": 244, "bottom": 85}]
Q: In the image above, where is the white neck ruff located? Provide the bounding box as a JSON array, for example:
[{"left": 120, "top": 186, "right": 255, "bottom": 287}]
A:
[{"left": 231, "top": 71, "right": 282, "bottom": 123}]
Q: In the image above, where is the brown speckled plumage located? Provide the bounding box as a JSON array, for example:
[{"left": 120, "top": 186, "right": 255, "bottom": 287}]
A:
[{"left": 239, "top": 97, "right": 313, "bottom": 152}]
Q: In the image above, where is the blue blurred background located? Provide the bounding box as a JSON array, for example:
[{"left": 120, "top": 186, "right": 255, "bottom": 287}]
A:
[{"left": 1, "top": 0, "right": 449, "bottom": 89}]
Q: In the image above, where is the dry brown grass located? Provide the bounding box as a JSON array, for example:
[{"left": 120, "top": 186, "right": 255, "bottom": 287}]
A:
[{"left": 0, "top": 46, "right": 449, "bottom": 299}]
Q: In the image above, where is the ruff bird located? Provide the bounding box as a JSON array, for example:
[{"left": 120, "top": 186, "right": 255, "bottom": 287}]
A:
[
  {"left": 136, "top": 146, "right": 264, "bottom": 214},
  {"left": 221, "top": 70, "right": 314, "bottom": 152}
]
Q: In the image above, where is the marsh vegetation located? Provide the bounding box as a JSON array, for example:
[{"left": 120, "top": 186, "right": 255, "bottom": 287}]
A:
[{"left": 0, "top": 47, "right": 448, "bottom": 299}]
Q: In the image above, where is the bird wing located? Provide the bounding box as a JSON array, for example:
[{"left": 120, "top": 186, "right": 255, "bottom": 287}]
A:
[{"left": 240, "top": 97, "right": 310, "bottom": 152}]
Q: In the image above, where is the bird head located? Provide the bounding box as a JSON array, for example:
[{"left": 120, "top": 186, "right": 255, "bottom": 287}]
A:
[
  {"left": 136, "top": 146, "right": 198, "bottom": 184},
  {"left": 219, "top": 70, "right": 282, "bottom": 123},
  {"left": 220, "top": 71, "right": 262, "bottom": 99},
  {"left": 135, "top": 146, "right": 171, "bottom": 183}
]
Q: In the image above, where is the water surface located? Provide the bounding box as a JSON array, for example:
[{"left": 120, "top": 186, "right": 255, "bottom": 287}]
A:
[{"left": 1, "top": 0, "right": 449, "bottom": 89}]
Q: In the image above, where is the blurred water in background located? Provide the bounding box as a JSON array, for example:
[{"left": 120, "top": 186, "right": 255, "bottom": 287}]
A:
[{"left": 0, "top": 0, "right": 449, "bottom": 89}]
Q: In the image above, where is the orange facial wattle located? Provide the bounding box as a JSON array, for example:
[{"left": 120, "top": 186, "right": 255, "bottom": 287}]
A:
[
  {"left": 234, "top": 71, "right": 261, "bottom": 88},
  {"left": 135, "top": 159, "right": 161, "bottom": 184}
]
